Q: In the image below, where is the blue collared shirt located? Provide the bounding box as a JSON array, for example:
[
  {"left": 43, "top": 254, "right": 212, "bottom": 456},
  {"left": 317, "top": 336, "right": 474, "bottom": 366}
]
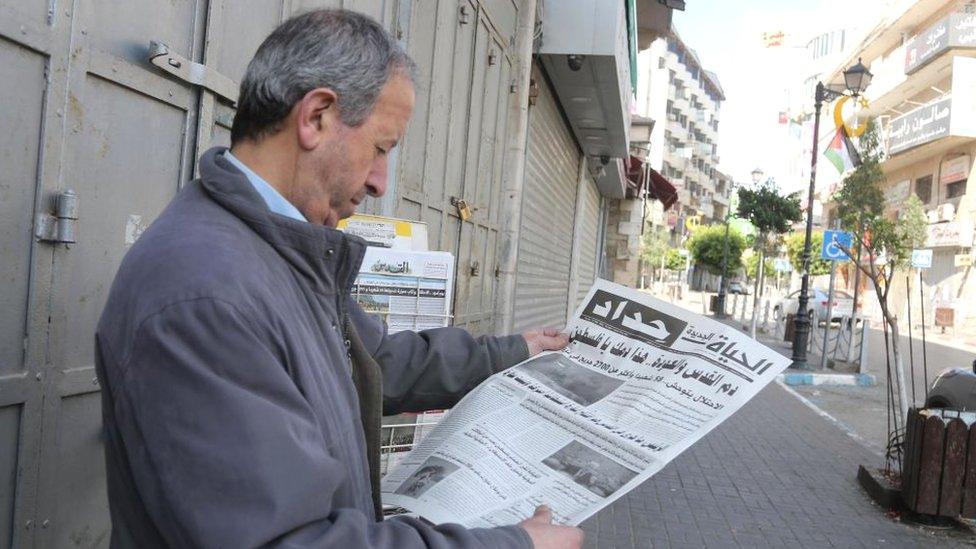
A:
[{"left": 224, "top": 151, "right": 307, "bottom": 222}]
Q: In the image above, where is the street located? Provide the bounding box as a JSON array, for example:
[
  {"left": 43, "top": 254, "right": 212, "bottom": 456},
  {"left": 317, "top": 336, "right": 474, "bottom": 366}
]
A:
[{"left": 793, "top": 327, "right": 976, "bottom": 456}]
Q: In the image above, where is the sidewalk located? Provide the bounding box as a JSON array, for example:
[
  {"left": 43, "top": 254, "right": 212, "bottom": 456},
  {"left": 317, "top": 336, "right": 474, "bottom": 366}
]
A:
[
  {"left": 577, "top": 288, "right": 976, "bottom": 547},
  {"left": 580, "top": 383, "right": 973, "bottom": 548}
]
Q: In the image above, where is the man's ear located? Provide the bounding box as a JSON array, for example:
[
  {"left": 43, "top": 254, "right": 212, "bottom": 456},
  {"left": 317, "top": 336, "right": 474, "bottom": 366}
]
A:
[{"left": 295, "top": 87, "right": 340, "bottom": 151}]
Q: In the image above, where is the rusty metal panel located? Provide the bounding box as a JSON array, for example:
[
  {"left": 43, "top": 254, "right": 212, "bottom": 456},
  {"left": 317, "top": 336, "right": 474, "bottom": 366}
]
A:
[
  {"left": 0, "top": 405, "right": 21, "bottom": 549},
  {"left": 940, "top": 417, "right": 968, "bottom": 515},
  {"left": 513, "top": 66, "right": 580, "bottom": 332}
]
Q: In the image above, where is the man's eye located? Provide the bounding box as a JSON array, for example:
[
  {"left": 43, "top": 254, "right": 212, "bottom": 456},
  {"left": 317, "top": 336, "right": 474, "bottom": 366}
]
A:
[{"left": 376, "top": 147, "right": 387, "bottom": 156}]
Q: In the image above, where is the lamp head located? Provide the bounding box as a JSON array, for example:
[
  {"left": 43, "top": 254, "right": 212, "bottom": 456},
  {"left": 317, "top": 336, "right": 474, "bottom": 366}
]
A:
[
  {"left": 750, "top": 167, "right": 764, "bottom": 184},
  {"left": 844, "top": 58, "right": 873, "bottom": 97}
]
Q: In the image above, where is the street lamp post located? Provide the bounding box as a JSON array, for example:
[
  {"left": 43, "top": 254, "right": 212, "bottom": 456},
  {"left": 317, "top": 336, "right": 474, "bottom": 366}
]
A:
[
  {"left": 791, "top": 59, "right": 872, "bottom": 369},
  {"left": 716, "top": 168, "right": 762, "bottom": 317}
]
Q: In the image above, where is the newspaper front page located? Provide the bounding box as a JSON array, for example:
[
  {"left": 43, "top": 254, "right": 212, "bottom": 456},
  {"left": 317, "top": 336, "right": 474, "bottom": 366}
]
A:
[
  {"left": 380, "top": 279, "right": 791, "bottom": 527},
  {"left": 354, "top": 248, "right": 454, "bottom": 334}
]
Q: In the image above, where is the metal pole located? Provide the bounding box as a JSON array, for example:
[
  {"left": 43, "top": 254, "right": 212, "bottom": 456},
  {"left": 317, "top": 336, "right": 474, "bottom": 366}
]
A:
[
  {"left": 845, "top": 228, "right": 863, "bottom": 365},
  {"left": 819, "top": 220, "right": 841, "bottom": 369},
  {"left": 792, "top": 82, "right": 829, "bottom": 369},
  {"left": 493, "top": 0, "right": 538, "bottom": 335},
  {"left": 920, "top": 270, "right": 930, "bottom": 404},
  {"left": 750, "top": 244, "right": 765, "bottom": 338},
  {"left": 906, "top": 273, "right": 917, "bottom": 407},
  {"left": 716, "top": 213, "right": 732, "bottom": 317}
]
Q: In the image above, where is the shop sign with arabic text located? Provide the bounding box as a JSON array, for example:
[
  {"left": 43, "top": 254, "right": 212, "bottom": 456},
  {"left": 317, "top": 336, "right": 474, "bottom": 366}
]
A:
[
  {"left": 887, "top": 97, "right": 952, "bottom": 156},
  {"left": 905, "top": 13, "right": 976, "bottom": 74}
]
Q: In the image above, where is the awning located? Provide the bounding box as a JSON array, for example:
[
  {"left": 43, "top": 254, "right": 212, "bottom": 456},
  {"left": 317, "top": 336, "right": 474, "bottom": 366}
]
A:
[{"left": 626, "top": 155, "right": 677, "bottom": 210}]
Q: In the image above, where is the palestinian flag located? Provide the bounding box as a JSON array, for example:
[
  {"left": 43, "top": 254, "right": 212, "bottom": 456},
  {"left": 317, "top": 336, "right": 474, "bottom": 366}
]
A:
[{"left": 824, "top": 127, "right": 861, "bottom": 175}]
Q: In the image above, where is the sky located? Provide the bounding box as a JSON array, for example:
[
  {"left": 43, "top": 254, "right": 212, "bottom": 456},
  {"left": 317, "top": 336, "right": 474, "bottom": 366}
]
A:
[{"left": 671, "top": 0, "right": 888, "bottom": 193}]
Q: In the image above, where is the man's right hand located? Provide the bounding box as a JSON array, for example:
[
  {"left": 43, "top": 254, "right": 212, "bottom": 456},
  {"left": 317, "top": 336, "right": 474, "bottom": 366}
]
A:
[{"left": 518, "top": 505, "right": 584, "bottom": 549}]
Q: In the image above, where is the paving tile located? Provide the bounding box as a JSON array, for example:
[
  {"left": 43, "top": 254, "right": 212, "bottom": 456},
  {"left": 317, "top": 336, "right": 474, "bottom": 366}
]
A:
[{"left": 581, "top": 384, "right": 973, "bottom": 548}]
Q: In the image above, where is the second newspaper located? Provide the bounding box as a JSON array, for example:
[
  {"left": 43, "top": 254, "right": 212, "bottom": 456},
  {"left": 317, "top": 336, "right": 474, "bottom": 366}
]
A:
[{"left": 381, "top": 279, "right": 790, "bottom": 526}]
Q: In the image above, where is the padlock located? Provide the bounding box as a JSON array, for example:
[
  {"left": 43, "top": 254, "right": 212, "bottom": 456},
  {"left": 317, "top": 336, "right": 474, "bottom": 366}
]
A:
[{"left": 456, "top": 199, "right": 473, "bottom": 221}]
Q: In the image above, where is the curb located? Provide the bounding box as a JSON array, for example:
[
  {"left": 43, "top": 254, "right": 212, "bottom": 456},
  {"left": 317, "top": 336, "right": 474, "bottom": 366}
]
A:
[{"left": 778, "top": 372, "right": 877, "bottom": 387}]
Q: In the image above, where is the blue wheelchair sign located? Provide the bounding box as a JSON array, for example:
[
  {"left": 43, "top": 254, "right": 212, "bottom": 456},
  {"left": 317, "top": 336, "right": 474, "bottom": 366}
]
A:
[{"left": 821, "top": 230, "right": 853, "bottom": 261}]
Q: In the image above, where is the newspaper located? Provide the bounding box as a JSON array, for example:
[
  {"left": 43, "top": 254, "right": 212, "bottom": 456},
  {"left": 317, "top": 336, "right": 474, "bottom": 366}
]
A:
[
  {"left": 380, "top": 279, "right": 791, "bottom": 527},
  {"left": 354, "top": 248, "right": 454, "bottom": 334}
]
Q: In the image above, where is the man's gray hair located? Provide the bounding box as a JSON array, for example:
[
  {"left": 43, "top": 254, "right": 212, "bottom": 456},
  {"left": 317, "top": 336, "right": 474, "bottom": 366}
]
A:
[{"left": 231, "top": 9, "right": 416, "bottom": 144}]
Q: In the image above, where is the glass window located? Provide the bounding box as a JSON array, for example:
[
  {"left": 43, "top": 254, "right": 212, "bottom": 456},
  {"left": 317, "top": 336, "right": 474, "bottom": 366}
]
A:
[
  {"left": 947, "top": 180, "right": 967, "bottom": 199},
  {"left": 915, "top": 176, "right": 933, "bottom": 203}
]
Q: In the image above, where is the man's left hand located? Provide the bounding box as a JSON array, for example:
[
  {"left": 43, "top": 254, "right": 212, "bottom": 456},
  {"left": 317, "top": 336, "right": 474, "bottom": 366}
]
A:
[{"left": 522, "top": 328, "right": 570, "bottom": 356}]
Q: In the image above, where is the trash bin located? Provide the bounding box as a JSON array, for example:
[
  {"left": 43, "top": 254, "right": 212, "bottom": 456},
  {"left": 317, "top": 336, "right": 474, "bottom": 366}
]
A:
[
  {"left": 709, "top": 295, "right": 719, "bottom": 313},
  {"left": 784, "top": 313, "right": 795, "bottom": 341}
]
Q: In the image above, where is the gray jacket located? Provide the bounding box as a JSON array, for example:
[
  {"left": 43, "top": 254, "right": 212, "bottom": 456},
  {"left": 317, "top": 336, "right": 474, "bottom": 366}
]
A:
[{"left": 95, "top": 147, "right": 532, "bottom": 548}]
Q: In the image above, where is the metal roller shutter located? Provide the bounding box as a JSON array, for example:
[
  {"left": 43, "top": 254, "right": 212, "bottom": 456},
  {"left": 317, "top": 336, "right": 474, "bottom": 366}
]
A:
[
  {"left": 575, "top": 174, "right": 602, "bottom": 308},
  {"left": 514, "top": 67, "right": 580, "bottom": 331}
]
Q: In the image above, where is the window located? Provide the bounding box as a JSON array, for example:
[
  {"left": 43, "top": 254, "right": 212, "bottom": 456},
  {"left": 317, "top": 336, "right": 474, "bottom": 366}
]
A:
[
  {"left": 915, "top": 176, "right": 932, "bottom": 203},
  {"left": 658, "top": 57, "right": 666, "bottom": 69},
  {"left": 948, "top": 180, "right": 967, "bottom": 199}
]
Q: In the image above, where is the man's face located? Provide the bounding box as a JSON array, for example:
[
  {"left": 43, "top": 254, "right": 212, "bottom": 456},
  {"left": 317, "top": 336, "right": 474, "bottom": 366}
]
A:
[{"left": 298, "top": 72, "right": 415, "bottom": 226}]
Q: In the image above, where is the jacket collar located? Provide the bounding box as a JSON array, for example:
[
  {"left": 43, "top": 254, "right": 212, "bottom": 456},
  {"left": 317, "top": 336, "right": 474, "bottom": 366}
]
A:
[{"left": 196, "top": 146, "right": 367, "bottom": 296}]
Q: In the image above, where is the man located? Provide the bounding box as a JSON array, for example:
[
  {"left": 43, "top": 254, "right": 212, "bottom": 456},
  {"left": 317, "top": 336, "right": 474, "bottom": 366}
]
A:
[{"left": 95, "top": 8, "right": 583, "bottom": 549}]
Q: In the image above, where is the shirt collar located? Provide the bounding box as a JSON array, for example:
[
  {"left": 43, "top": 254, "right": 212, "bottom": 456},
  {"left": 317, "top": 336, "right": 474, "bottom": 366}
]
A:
[{"left": 223, "top": 150, "right": 307, "bottom": 222}]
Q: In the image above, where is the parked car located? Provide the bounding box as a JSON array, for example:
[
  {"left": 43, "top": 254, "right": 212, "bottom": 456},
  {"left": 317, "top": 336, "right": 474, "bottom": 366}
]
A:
[
  {"left": 926, "top": 364, "right": 976, "bottom": 411},
  {"left": 773, "top": 288, "right": 856, "bottom": 323},
  {"left": 727, "top": 281, "right": 749, "bottom": 295}
]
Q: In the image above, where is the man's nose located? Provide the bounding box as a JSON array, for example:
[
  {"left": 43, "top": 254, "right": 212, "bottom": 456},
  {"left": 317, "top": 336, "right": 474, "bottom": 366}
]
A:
[{"left": 366, "top": 159, "right": 389, "bottom": 197}]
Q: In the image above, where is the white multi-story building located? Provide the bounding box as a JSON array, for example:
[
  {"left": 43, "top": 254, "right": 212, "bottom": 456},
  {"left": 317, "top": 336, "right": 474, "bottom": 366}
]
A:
[
  {"left": 635, "top": 27, "right": 727, "bottom": 235},
  {"left": 820, "top": 0, "right": 976, "bottom": 330}
]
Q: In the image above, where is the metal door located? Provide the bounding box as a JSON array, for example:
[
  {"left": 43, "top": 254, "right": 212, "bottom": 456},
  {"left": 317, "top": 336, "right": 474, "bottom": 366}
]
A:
[
  {"left": 513, "top": 66, "right": 581, "bottom": 332},
  {"left": 30, "top": 2, "right": 210, "bottom": 546},
  {"left": 394, "top": 0, "right": 516, "bottom": 336},
  {"left": 0, "top": 2, "right": 495, "bottom": 545},
  {"left": 0, "top": 2, "right": 61, "bottom": 546}
]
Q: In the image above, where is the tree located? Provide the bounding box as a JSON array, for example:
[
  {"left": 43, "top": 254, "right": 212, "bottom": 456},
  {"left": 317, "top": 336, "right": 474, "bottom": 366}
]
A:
[
  {"left": 744, "top": 252, "right": 775, "bottom": 280},
  {"left": 664, "top": 248, "right": 686, "bottom": 271},
  {"left": 832, "top": 119, "right": 928, "bottom": 426},
  {"left": 686, "top": 224, "right": 746, "bottom": 275},
  {"left": 639, "top": 225, "right": 671, "bottom": 268},
  {"left": 786, "top": 231, "right": 832, "bottom": 276},
  {"left": 737, "top": 180, "right": 804, "bottom": 336}
]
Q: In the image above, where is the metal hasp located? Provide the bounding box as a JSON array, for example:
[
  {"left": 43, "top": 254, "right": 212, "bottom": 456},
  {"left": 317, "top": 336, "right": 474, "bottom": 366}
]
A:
[
  {"left": 35, "top": 189, "right": 79, "bottom": 244},
  {"left": 147, "top": 41, "right": 238, "bottom": 104}
]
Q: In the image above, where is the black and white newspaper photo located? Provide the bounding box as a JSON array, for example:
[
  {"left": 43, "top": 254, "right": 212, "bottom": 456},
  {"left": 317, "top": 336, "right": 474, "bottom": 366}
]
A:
[{"left": 380, "top": 279, "right": 791, "bottom": 527}]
